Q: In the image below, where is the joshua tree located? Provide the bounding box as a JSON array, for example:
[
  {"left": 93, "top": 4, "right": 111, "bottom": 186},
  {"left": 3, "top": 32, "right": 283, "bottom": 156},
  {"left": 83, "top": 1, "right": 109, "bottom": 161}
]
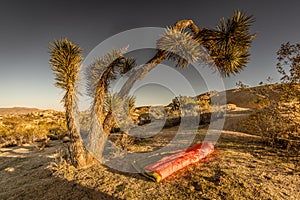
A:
[
  {"left": 49, "top": 39, "right": 94, "bottom": 168},
  {"left": 85, "top": 48, "right": 137, "bottom": 160},
  {"left": 118, "top": 11, "right": 255, "bottom": 97},
  {"left": 86, "top": 10, "right": 256, "bottom": 160}
]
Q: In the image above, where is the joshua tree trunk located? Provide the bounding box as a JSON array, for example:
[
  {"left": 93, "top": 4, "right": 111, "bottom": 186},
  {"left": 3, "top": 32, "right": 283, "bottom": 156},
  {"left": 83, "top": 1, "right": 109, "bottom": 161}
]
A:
[
  {"left": 87, "top": 57, "right": 124, "bottom": 161},
  {"left": 65, "top": 87, "right": 95, "bottom": 168}
]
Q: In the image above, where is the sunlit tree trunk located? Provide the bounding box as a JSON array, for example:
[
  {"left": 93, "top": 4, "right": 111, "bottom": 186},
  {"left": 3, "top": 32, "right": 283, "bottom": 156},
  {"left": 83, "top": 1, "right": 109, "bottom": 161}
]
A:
[
  {"left": 86, "top": 58, "right": 124, "bottom": 161},
  {"left": 65, "top": 87, "right": 95, "bottom": 168}
]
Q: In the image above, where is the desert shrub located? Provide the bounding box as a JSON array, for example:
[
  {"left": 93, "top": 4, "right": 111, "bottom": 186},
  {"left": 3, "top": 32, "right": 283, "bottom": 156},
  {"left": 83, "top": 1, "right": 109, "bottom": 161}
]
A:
[
  {"left": 252, "top": 96, "right": 271, "bottom": 108},
  {"left": 198, "top": 99, "right": 211, "bottom": 110},
  {"left": 170, "top": 95, "right": 212, "bottom": 115},
  {"left": 0, "top": 111, "right": 67, "bottom": 147},
  {"left": 235, "top": 82, "right": 299, "bottom": 149},
  {"left": 109, "top": 132, "right": 135, "bottom": 151},
  {"left": 235, "top": 80, "right": 250, "bottom": 89},
  {"left": 235, "top": 41, "right": 300, "bottom": 150}
]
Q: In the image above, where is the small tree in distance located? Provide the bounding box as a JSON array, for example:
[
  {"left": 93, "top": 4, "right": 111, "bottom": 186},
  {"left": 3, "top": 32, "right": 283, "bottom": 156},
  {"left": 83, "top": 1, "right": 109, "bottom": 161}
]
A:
[{"left": 277, "top": 42, "right": 300, "bottom": 83}]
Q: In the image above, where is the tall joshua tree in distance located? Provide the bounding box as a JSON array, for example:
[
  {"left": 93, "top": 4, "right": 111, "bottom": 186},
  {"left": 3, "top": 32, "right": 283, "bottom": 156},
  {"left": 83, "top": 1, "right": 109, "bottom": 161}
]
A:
[{"left": 49, "top": 39, "right": 94, "bottom": 168}]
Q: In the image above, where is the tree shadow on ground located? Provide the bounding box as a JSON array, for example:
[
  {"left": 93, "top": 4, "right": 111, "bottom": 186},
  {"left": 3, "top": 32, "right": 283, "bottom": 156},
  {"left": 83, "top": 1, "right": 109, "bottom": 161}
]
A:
[{"left": 0, "top": 144, "right": 120, "bottom": 200}]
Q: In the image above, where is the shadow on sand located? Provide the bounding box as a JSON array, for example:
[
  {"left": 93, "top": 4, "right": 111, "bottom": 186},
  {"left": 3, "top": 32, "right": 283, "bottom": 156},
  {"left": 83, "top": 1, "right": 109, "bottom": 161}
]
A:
[{"left": 0, "top": 143, "right": 120, "bottom": 200}]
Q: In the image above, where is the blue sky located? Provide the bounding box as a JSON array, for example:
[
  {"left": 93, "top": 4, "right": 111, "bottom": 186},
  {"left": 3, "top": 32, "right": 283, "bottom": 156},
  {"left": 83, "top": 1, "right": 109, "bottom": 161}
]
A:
[{"left": 0, "top": 0, "right": 299, "bottom": 110}]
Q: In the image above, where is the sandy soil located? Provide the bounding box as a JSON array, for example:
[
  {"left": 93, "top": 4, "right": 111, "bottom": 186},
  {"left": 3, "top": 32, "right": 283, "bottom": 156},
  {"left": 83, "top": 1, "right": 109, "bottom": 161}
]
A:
[
  {"left": 0, "top": 142, "right": 118, "bottom": 200},
  {"left": 0, "top": 108, "right": 299, "bottom": 200}
]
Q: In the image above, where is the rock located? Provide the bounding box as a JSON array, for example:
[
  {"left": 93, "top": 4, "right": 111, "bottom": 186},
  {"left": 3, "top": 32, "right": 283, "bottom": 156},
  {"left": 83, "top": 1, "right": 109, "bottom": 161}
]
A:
[
  {"left": 62, "top": 136, "right": 71, "bottom": 143},
  {"left": 226, "top": 104, "right": 237, "bottom": 111}
]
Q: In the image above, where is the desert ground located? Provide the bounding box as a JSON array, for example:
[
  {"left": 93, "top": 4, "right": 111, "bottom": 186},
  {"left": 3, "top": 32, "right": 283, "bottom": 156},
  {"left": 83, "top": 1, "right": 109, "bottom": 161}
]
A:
[{"left": 0, "top": 99, "right": 299, "bottom": 199}]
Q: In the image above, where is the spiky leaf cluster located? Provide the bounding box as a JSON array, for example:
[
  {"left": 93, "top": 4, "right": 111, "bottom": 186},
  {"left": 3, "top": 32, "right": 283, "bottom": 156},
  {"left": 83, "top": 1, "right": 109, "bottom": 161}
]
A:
[
  {"left": 104, "top": 93, "right": 136, "bottom": 132},
  {"left": 85, "top": 48, "right": 125, "bottom": 97},
  {"left": 49, "top": 39, "right": 82, "bottom": 91},
  {"left": 86, "top": 48, "right": 137, "bottom": 136},
  {"left": 157, "top": 28, "right": 204, "bottom": 68},
  {"left": 197, "top": 11, "right": 255, "bottom": 77},
  {"left": 104, "top": 93, "right": 135, "bottom": 115}
]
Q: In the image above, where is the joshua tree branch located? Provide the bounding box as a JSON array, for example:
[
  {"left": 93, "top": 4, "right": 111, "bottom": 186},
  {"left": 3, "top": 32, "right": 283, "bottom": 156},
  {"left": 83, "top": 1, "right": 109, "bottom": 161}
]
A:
[
  {"left": 87, "top": 57, "right": 125, "bottom": 160},
  {"left": 103, "top": 19, "right": 200, "bottom": 135}
]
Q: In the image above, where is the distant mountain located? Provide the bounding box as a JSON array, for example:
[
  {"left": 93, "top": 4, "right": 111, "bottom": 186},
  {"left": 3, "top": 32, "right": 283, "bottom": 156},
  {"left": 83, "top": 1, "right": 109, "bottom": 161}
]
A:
[{"left": 0, "top": 107, "right": 41, "bottom": 115}]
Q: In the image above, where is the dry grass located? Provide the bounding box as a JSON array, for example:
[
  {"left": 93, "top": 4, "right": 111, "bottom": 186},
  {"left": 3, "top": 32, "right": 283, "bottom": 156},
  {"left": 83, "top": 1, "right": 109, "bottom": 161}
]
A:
[{"left": 0, "top": 110, "right": 67, "bottom": 148}]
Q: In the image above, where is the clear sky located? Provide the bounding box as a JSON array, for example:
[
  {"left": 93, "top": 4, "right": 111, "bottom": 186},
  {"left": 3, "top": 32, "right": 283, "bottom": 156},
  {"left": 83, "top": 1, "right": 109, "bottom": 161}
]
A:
[{"left": 0, "top": 0, "right": 300, "bottom": 110}]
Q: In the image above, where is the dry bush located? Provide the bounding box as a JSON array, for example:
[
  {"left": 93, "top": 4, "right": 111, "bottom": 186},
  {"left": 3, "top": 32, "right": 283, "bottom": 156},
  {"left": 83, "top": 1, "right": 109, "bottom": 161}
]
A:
[
  {"left": 0, "top": 111, "right": 67, "bottom": 147},
  {"left": 108, "top": 132, "right": 135, "bottom": 151},
  {"left": 235, "top": 83, "right": 300, "bottom": 150}
]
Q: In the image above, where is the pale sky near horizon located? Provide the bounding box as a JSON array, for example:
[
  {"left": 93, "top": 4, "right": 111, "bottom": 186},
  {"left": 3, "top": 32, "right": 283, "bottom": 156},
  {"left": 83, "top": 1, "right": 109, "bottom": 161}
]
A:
[{"left": 0, "top": 0, "right": 300, "bottom": 110}]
